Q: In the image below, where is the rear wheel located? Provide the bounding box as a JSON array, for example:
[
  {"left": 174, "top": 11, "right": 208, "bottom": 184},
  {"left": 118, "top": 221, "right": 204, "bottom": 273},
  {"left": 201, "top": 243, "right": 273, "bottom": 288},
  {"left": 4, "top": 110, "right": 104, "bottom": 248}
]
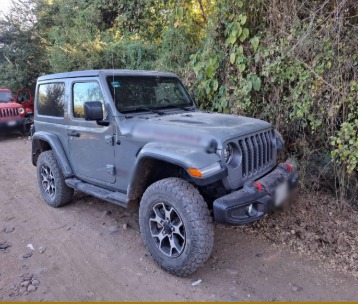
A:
[
  {"left": 139, "top": 177, "right": 214, "bottom": 276},
  {"left": 36, "top": 151, "right": 73, "bottom": 207}
]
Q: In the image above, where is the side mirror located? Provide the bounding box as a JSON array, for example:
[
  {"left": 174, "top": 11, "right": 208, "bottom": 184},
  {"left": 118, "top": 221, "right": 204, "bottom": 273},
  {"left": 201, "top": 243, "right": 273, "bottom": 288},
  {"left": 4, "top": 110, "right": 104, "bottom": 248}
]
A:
[{"left": 84, "top": 101, "right": 103, "bottom": 121}]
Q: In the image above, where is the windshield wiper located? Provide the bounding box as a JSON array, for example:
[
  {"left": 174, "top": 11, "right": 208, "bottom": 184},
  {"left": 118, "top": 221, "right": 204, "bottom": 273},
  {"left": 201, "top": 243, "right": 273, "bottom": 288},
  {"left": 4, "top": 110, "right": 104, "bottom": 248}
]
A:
[
  {"left": 158, "top": 104, "right": 195, "bottom": 111},
  {"left": 121, "top": 106, "right": 165, "bottom": 115}
]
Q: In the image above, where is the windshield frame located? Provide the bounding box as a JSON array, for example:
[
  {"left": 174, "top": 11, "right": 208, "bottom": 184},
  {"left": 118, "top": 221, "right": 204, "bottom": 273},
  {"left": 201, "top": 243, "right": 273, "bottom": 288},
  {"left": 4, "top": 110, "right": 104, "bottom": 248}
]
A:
[{"left": 106, "top": 75, "right": 195, "bottom": 114}]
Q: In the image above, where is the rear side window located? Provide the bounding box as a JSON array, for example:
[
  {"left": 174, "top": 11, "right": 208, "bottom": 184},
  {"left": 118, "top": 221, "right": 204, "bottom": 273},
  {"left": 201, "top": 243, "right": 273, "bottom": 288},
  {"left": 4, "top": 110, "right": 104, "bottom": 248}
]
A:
[{"left": 37, "top": 83, "right": 65, "bottom": 117}]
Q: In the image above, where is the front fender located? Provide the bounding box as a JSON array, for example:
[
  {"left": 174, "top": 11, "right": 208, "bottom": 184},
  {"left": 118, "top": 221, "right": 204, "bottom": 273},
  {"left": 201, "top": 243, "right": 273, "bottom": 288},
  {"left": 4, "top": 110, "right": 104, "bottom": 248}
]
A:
[
  {"left": 138, "top": 142, "right": 221, "bottom": 170},
  {"left": 32, "top": 131, "right": 73, "bottom": 177},
  {"left": 136, "top": 142, "right": 226, "bottom": 186}
]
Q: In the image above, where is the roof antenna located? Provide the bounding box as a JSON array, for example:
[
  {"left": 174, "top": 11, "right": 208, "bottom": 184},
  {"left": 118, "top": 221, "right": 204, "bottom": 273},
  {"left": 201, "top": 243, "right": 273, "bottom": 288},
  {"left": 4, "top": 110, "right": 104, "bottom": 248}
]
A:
[{"left": 112, "top": 50, "right": 115, "bottom": 102}]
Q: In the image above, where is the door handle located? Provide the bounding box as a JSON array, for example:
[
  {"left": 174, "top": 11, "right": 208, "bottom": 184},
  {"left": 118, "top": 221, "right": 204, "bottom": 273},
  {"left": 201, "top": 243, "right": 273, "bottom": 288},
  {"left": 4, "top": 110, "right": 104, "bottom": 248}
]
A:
[
  {"left": 105, "top": 135, "right": 114, "bottom": 145},
  {"left": 68, "top": 130, "right": 80, "bottom": 137}
]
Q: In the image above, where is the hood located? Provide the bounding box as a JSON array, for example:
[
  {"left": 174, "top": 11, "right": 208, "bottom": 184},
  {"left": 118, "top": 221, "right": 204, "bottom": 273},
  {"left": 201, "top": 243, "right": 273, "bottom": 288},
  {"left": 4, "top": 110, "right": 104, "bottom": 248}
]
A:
[
  {"left": 0, "top": 102, "right": 22, "bottom": 109},
  {"left": 121, "top": 111, "right": 272, "bottom": 148},
  {"left": 154, "top": 112, "right": 271, "bottom": 137}
]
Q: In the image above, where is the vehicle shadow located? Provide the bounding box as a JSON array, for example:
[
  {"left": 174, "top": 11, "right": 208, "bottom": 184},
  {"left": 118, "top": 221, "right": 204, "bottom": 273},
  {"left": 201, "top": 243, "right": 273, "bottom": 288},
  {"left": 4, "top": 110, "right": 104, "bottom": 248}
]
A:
[{"left": 0, "top": 131, "right": 27, "bottom": 142}]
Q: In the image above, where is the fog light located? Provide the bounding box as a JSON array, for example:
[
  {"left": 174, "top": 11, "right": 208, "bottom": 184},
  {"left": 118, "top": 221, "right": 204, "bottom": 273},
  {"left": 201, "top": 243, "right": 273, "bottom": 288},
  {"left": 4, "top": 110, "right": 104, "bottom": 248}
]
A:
[{"left": 246, "top": 204, "right": 257, "bottom": 217}]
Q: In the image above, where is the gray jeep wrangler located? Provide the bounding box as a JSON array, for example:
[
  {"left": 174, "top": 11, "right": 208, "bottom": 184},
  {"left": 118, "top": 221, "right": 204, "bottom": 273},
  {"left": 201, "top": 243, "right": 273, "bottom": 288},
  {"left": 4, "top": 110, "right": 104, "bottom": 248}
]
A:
[{"left": 31, "top": 70, "right": 298, "bottom": 276}]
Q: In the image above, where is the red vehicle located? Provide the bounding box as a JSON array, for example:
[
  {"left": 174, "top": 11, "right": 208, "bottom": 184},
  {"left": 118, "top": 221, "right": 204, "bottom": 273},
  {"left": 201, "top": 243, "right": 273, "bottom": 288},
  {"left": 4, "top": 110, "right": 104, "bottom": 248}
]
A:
[{"left": 0, "top": 88, "right": 33, "bottom": 134}]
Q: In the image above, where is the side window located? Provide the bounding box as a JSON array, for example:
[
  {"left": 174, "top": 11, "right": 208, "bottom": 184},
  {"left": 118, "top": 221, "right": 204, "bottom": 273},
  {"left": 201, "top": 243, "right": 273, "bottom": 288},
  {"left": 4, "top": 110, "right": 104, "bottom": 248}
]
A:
[
  {"left": 73, "top": 82, "right": 105, "bottom": 118},
  {"left": 37, "top": 83, "right": 65, "bottom": 117},
  {"left": 18, "top": 91, "right": 30, "bottom": 102}
]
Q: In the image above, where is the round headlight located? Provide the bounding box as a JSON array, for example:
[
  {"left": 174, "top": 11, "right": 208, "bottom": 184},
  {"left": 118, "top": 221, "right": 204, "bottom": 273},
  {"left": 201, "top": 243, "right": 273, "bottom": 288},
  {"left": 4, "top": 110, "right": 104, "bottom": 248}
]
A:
[
  {"left": 223, "top": 143, "right": 234, "bottom": 163},
  {"left": 18, "top": 108, "right": 25, "bottom": 114}
]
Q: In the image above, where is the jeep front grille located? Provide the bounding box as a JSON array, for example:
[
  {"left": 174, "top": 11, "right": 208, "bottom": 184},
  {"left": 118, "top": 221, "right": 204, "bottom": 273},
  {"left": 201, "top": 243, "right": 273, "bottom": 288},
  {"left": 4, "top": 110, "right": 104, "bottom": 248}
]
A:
[
  {"left": 0, "top": 108, "right": 19, "bottom": 118},
  {"left": 238, "top": 130, "right": 274, "bottom": 179}
]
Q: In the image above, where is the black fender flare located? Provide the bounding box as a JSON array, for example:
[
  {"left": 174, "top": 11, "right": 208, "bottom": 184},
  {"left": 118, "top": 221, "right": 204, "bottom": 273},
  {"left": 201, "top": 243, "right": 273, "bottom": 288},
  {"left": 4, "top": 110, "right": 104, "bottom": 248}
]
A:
[
  {"left": 32, "top": 131, "right": 73, "bottom": 177},
  {"left": 127, "top": 142, "right": 225, "bottom": 200}
]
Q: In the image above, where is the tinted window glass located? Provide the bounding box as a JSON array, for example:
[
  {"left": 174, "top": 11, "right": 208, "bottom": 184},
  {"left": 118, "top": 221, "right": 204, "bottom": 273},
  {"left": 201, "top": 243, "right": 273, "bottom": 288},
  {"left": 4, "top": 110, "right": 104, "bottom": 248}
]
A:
[
  {"left": 73, "top": 82, "right": 105, "bottom": 118},
  {"left": 17, "top": 91, "right": 30, "bottom": 103},
  {"left": 106, "top": 76, "right": 192, "bottom": 112},
  {"left": 38, "top": 83, "right": 65, "bottom": 117}
]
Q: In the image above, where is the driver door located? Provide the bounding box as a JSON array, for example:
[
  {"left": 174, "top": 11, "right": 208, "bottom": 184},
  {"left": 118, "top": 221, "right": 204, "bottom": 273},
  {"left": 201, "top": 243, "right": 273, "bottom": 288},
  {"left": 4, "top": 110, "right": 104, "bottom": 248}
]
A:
[
  {"left": 67, "top": 80, "right": 116, "bottom": 184},
  {"left": 16, "top": 89, "right": 33, "bottom": 113}
]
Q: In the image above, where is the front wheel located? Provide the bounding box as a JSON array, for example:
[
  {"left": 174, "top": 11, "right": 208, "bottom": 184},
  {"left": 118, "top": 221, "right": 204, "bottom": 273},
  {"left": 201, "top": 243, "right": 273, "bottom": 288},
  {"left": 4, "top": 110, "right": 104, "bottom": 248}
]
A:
[{"left": 139, "top": 177, "right": 214, "bottom": 276}]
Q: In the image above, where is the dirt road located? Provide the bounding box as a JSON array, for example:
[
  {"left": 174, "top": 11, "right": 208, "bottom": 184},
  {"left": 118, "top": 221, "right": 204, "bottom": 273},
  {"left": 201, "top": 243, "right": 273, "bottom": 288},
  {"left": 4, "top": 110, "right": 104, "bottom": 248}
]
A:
[{"left": 0, "top": 134, "right": 357, "bottom": 301}]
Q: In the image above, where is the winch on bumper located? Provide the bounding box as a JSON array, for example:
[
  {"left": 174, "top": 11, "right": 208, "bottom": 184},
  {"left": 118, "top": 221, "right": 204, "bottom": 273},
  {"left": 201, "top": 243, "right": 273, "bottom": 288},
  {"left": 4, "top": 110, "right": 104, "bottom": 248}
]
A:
[{"left": 213, "top": 160, "right": 298, "bottom": 225}]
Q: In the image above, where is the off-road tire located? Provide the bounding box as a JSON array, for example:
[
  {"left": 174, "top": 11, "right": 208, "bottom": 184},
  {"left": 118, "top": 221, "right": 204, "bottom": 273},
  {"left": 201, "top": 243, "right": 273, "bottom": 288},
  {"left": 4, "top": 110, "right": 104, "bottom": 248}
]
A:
[
  {"left": 37, "top": 151, "right": 73, "bottom": 207},
  {"left": 139, "top": 177, "right": 214, "bottom": 276}
]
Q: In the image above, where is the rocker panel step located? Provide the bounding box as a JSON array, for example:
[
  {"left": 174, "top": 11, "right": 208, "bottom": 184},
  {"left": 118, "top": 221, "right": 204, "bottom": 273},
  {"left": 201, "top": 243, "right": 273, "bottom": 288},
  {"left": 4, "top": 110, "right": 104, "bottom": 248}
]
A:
[{"left": 65, "top": 178, "right": 128, "bottom": 207}]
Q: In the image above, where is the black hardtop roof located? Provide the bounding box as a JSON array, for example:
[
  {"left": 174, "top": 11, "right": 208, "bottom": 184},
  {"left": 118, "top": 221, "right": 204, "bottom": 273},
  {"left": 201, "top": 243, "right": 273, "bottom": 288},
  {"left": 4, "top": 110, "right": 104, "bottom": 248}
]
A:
[{"left": 37, "top": 69, "right": 178, "bottom": 81}]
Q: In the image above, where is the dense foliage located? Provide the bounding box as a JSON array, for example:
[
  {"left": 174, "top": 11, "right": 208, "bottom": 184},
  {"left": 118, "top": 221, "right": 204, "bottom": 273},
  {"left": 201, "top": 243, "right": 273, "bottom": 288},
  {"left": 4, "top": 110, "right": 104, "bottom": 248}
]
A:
[{"left": 0, "top": 0, "right": 357, "bottom": 205}]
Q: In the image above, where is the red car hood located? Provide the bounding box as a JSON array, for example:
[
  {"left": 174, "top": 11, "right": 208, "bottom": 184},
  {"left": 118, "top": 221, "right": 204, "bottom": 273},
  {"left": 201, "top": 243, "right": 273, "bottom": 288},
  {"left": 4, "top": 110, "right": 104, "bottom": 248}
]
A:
[{"left": 0, "top": 102, "right": 22, "bottom": 109}]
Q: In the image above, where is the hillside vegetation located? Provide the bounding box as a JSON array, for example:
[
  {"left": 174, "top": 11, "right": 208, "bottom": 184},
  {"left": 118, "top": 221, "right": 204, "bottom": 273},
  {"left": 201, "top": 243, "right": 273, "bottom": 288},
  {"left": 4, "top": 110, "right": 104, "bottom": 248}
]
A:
[{"left": 0, "top": 0, "right": 357, "bottom": 206}]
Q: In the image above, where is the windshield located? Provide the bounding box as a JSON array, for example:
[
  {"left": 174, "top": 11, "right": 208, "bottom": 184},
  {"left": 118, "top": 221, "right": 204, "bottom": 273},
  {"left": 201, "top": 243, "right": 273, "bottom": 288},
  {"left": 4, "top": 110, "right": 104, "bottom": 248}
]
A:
[
  {"left": 106, "top": 76, "right": 193, "bottom": 113},
  {"left": 0, "top": 91, "right": 13, "bottom": 103}
]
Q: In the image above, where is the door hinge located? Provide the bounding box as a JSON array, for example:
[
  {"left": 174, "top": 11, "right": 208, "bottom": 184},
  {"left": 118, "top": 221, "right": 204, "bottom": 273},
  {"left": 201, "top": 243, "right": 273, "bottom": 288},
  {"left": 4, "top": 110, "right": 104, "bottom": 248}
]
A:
[
  {"left": 105, "top": 135, "right": 114, "bottom": 146},
  {"left": 106, "top": 165, "right": 115, "bottom": 175}
]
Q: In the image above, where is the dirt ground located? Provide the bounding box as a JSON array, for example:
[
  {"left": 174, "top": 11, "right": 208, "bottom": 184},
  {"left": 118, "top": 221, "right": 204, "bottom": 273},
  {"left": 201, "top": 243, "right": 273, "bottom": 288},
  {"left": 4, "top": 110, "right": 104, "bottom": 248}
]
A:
[{"left": 0, "top": 134, "right": 357, "bottom": 302}]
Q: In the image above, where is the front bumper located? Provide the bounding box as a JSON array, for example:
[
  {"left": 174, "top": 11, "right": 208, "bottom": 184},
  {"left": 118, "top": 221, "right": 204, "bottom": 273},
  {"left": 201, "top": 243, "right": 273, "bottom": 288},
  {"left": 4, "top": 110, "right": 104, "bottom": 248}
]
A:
[
  {"left": 0, "top": 117, "right": 32, "bottom": 129},
  {"left": 213, "top": 160, "right": 299, "bottom": 225}
]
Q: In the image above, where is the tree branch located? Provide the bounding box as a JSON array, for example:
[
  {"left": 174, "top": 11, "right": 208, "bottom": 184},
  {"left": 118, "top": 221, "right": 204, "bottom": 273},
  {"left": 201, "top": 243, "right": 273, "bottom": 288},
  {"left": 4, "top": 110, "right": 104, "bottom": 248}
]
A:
[
  {"left": 295, "top": 57, "right": 338, "bottom": 92},
  {"left": 197, "top": 0, "right": 207, "bottom": 23}
]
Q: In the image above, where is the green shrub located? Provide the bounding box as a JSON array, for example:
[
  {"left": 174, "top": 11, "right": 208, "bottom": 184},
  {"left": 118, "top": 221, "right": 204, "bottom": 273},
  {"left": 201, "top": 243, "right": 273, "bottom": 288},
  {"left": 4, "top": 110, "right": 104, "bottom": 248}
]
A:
[{"left": 0, "top": 0, "right": 356, "bottom": 206}]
